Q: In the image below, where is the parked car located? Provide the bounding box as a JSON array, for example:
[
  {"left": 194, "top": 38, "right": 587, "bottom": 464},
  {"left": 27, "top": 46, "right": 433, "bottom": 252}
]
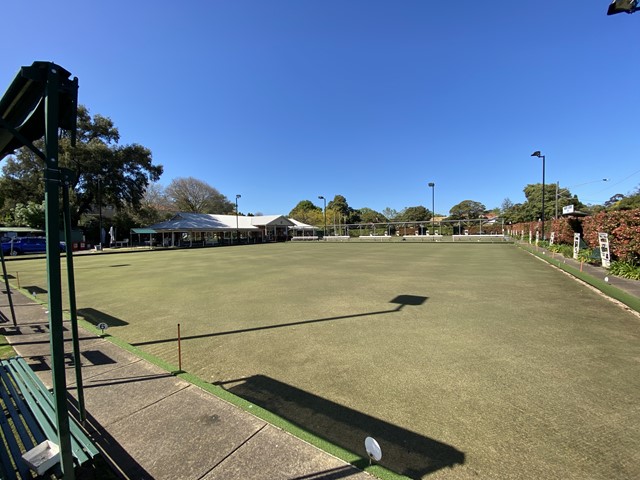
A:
[{"left": 1, "top": 237, "right": 66, "bottom": 256}]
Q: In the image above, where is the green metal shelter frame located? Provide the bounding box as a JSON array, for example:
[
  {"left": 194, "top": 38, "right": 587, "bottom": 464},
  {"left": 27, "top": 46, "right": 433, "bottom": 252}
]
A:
[{"left": 0, "top": 61, "right": 84, "bottom": 478}]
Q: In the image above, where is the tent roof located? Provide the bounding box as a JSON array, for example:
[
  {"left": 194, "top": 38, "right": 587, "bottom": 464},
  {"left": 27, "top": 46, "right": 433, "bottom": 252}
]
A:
[
  {"left": 289, "top": 219, "right": 316, "bottom": 229},
  {"left": 147, "top": 213, "right": 295, "bottom": 232},
  {"left": 131, "top": 228, "right": 157, "bottom": 234}
]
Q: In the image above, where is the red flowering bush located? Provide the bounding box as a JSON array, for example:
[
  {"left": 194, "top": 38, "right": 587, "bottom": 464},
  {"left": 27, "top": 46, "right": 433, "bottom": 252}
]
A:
[
  {"left": 549, "top": 218, "right": 577, "bottom": 245},
  {"left": 582, "top": 209, "right": 640, "bottom": 262}
]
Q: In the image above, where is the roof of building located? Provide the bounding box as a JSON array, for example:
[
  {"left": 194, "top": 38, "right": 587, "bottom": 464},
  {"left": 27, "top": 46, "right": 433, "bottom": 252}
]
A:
[{"left": 148, "top": 213, "right": 296, "bottom": 232}]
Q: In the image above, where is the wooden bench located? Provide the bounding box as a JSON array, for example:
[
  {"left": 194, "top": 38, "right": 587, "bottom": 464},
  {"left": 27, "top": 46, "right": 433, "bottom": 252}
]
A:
[{"left": 0, "top": 356, "right": 99, "bottom": 479}]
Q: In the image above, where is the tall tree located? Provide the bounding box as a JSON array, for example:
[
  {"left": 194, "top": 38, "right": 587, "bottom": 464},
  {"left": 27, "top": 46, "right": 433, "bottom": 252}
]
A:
[
  {"left": 382, "top": 207, "right": 399, "bottom": 222},
  {"left": 0, "top": 105, "right": 163, "bottom": 227},
  {"left": 165, "top": 177, "right": 233, "bottom": 213},
  {"left": 355, "top": 207, "right": 386, "bottom": 223},
  {"left": 448, "top": 200, "right": 486, "bottom": 220},
  {"left": 523, "top": 183, "right": 585, "bottom": 221},
  {"left": 289, "top": 200, "right": 323, "bottom": 224},
  {"left": 397, "top": 206, "right": 432, "bottom": 222},
  {"left": 327, "top": 195, "right": 349, "bottom": 216},
  {"left": 10, "top": 201, "right": 46, "bottom": 230}
]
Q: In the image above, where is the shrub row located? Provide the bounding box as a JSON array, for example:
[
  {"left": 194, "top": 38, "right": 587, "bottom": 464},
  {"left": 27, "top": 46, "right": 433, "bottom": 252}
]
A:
[{"left": 509, "top": 208, "right": 640, "bottom": 263}]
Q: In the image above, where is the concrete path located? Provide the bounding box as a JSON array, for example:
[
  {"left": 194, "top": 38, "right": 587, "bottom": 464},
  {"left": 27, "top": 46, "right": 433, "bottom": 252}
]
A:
[{"left": 0, "top": 289, "right": 373, "bottom": 480}]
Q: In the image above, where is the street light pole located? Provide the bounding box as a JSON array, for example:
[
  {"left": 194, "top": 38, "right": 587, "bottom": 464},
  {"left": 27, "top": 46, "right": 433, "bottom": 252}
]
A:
[
  {"left": 531, "top": 151, "right": 546, "bottom": 240},
  {"left": 318, "top": 195, "right": 326, "bottom": 238},
  {"left": 235, "top": 194, "right": 241, "bottom": 244},
  {"left": 428, "top": 182, "right": 435, "bottom": 235},
  {"left": 98, "top": 177, "right": 103, "bottom": 249}
]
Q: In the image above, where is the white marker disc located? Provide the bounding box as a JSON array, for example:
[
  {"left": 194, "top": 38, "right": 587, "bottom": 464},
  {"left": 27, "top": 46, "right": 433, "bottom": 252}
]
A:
[{"left": 365, "top": 436, "right": 382, "bottom": 462}]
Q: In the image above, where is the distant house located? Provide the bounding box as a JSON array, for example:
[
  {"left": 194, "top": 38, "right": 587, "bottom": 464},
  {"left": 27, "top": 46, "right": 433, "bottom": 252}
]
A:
[{"left": 147, "top": 212, "right": 296, "bottom": 246}]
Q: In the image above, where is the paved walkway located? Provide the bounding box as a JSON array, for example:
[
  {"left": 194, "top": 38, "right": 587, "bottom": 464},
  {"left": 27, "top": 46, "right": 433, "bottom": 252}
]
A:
[{"left": 0, "top": 288, "right": 373, "bottom": 480}]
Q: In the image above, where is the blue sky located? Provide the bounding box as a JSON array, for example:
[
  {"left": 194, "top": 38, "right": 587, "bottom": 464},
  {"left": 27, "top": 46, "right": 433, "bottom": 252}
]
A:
[{"left": 2, "top": 1, "right": 639, "bottom": 216}]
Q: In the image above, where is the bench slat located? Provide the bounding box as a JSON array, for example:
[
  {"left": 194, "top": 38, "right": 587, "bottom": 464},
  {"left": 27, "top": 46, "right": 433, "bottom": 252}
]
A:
[
  {"left": 0, "top": 364, "right": 41, "bottom": 479},
  {"left": 0, "top": 357, "right": 99, "bottom": 469},
  {"left": 0, "top": 365, "right": 46, "bottom": 448},
  {"left": 14, "top": 358, "right": 99, "bottom": 461},
  {"left": 9, "top": 358, "right": 97, "bottom": 464}
]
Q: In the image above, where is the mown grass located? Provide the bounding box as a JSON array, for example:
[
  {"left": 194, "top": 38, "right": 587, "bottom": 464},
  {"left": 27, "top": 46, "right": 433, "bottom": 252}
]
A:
[
  {"left": 0, "top": 334, "right": 14, "bottom": 359},
  {"left": 5, "top": 243, "right": 640, "bottom": 480}
]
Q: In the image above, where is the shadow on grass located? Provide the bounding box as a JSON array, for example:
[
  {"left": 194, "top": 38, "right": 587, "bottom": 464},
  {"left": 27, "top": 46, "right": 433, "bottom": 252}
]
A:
[
  {"left": 78, "top": 308, "right": 129, "bottom": 327},
  {"left": 217, "top": 375, "right": 465, "bottom": 478},
  {"left": 132, "top": 295, "right": 428, "bottom": 348},
  {"left": 24, "top": 285, "right": 47, "bottom": 295}
]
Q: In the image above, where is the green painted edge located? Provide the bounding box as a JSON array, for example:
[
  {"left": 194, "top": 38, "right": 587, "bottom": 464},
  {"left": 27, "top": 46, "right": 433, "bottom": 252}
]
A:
[
  {"left": 516, "top": 244, "right": 640, "bottom": 313},
  {"left": 73, "top": 316, "right": 408, "bottom": 480}
]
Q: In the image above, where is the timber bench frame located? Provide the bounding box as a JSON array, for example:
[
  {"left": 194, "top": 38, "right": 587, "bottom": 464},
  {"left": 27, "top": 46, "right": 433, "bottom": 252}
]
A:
[{"left": 0, "top": 357, "right": 98, "bottom": 479}]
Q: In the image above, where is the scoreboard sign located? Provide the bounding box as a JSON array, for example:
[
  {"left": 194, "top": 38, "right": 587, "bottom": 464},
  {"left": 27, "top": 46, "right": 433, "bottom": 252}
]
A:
[{"left": 598, "top": 233, "right": 611, "bottom": 268}]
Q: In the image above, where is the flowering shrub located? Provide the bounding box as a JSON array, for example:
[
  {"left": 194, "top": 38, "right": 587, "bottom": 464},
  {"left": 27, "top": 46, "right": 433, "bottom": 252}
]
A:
[
  {"left": 582, "top": 210, "right": 640, "bottom": 262},
  {"left": 549, "top": 217, "right": 578, "bottom": 245},
  {"left": 509, "top": 209, "right": 640, "bottom": 262}
]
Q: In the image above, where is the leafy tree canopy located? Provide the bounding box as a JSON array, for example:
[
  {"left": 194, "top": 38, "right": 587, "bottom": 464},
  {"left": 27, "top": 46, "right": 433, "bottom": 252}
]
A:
[
  {"left": 448, "top": 200, "right": 486, "bottom": 220},
  {"left": 397, "top": 206, "right": 432, "bottom": 222},
  {"left": 0, "top": 105, "right": 163, "bottom": 227},
  {"left": 289, "top": 200, "right": 323, "bottom": 224},
  {"left": 165, "top": 177, "right": 233, "bottom": 214},
  {"left": 356, "top": 207, "right": 387, "bottom": 223},
  {"left": 381, "top": 207, "right": 399, "bottom": 222},
  {"left": 10, "top": 201, "right": 46, "bottom": 230}
]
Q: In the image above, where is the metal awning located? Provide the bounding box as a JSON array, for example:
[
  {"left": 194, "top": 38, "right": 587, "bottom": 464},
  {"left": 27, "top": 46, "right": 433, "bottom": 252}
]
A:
[{"left": 131, "top": 228, "right": 157, "bottom": 234}]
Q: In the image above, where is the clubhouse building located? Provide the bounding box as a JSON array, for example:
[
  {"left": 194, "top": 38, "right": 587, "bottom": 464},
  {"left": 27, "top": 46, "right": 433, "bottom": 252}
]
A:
[{"left": 143, "top": 212, "right": 314, "bottom": 246}]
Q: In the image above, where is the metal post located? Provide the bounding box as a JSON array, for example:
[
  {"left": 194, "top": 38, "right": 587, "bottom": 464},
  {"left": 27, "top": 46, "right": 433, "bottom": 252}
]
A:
[
  {"left": 531, "top": 151, "right": 546, "bottom": 241},
  {"left": 318, "top": 196, "right": 326, "bottom": 237},
  {"left": 428, "top": 182, "right": 435, "bottom": 235},
  {"left": 62, "top": 169, "right": 86, "bottom": 425},
  {"left": 555, "top": 181, "right": 559, "bottom": 219},
  {"left": 98, "top": 177, "right": 102, "bottom": 249},
  {"left": 235, "top": 194, "right": 241, "bottom": 244},
  {"left": 0, "top": 247, "right": 17, "bottom": 326},
  {"left": 44, "top": 66, "right": 75, "bottom": 479},
  {"left": 542, "top": 155, "right": 546, "bottom": 240}
]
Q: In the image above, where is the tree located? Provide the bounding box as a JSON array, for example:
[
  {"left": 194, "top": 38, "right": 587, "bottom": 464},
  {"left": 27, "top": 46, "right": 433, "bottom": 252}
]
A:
[
  {"left": 165, "top": 177, "right": 233, "bottom": 213},
  {"left": 610, "top": 191, "right": 640, "bottom": 210},
  {"left": 356, "top": 207, "right": 387, "bottom": 223},
  {"left": 119, "top": 182, "right": 173, "bottom": 227},
  {"left": 604, "top": 193, "right": 626, "bottom": 208},
  {"left": 502, "top": 202, "right": 527, "bottom": 224},
  {"left": 11, "top": 201, "right": 46, "bottom": 230},
  {"left": 289, "top": 200, "right": 323, "bottom": 224},
  {"left": 501, "top": 198, "right": 514, "bottom": 213},
  {"left": 397, "top": 206, "right": 432, "bottom": 222},
  {"left": 382, "top": 207, "right": 399, "bottom": 221},
  {"left": 327, "top": 194, "right": 357, "bottom": 222},
  {"left": 0, "top": 105, "right": 163, "bottom": 228},
  {"left": 448, "top": 200, "right": 486, "bottom": 220},
  {"left": 524, "top": 183, "right": 587, "bottom": 221}
]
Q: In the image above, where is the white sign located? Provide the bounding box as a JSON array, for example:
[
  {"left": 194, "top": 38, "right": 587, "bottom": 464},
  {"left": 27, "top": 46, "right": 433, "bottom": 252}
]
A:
[
  {"left": 563, "top": 205, "right": 575, "bottom": 215},
  {"left": 535, "top": 230, "right": 539, "bottom": 245},
  {"left": 598, "top": 232, "right": 611, "bottom": 268},
  {"left": 97, "top": 322, "right": 108, "bottom": 334},
  {"left": 549, "top": 232, "right": 555, "bottom": 245},
  {"left": 573, "top": 233, "right": 581, "bottom": 259}
]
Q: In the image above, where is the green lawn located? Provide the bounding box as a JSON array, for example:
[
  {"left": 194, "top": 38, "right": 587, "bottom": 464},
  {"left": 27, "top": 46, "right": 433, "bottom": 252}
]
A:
[
  {"left": 6, "top": 243, "right": 640, "bottom": 480},
  {"left": 0, "top": 335, "right": 14, "bottom": 359}
]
